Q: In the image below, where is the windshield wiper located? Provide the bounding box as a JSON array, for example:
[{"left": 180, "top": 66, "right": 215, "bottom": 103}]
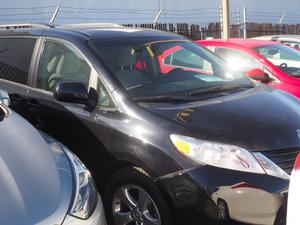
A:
[
  {"left": 133, "top": 95, "right": 196, "bottom": 103},
  {"left": 134, "top": 84, "right": 254, "bottom": 102},
  {"left": 189, "top": 84, "right": 247, "bottom": 96}
]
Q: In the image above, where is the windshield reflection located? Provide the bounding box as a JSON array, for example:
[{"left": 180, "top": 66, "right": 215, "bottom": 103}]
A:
[{"left": 90, "top": 39, "right": 251, "bottom": 100}]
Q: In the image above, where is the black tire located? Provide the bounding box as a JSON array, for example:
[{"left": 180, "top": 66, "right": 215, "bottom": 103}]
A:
[
  {"left": 217, "top": 199, "right": 230, "bottom": 223},
  {"left": 103, "top": 167, "right": 172, "bottom": 225}
]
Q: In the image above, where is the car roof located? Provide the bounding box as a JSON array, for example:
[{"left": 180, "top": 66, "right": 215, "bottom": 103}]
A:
[
  {"left": 253, "top": 35, "right": 300, "bottom": 40},
  {"left": 198, "top": 38, "right": 277, "bottom": 49},
  {"left": 0, "top": 22, "right": 185, "bottom": 41}
]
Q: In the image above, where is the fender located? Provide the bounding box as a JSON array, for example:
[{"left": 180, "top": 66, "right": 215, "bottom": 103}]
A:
[{"left": 109, "top": 143, "right": 182, "bottom": 179}]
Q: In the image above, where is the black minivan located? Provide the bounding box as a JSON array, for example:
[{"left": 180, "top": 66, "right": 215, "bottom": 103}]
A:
[{"left": 0, "top": 23, "right": 295, "bottom": 225}]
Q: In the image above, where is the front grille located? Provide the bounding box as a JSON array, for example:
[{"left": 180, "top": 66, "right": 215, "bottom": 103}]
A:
[{"left": 260, "top": 148, "right": 300, "bottom": 175}]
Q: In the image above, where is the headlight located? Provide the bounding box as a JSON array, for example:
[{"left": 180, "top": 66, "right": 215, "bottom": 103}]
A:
[
  {"left": 170, "top": 134, "right": 289, "bottom": 180},
  {"left": 252, "top": 152, "right": 290, "bottom": 180},
  {"left": 64, "top": 149, "right": 98, "bottom": 219},
  {"left": 40, "top": 132, "right": 98, "bottom": 219}
]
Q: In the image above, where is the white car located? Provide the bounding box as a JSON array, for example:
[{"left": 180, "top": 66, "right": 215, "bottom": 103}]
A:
[
  {"left": 287, "top": 153, "right": 300, "bottom": 225},
  {"left": 211, "top": 182, "right": 284, "bottom": 225},
  {"left": 253, "top": 35, "right": 300, "bottom": 49}
]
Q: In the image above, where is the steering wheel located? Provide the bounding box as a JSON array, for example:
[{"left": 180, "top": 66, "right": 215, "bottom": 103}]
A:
[{"left": 279, "top": 63, "right": 288, "bottom": 69}]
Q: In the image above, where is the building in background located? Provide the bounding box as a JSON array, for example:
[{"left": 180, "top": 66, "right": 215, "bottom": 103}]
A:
[{"left": 0, "top": 0, "right": 298, "bottom": 25}]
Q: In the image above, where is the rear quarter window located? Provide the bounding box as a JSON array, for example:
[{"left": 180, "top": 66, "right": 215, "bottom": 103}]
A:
[{"left": 0, "top": 38, "right": 36, "bottom": 84}]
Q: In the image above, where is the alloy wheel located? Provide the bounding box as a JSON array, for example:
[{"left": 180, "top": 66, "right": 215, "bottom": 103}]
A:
[
  {"left": 218, "top": 200, "right": 229, "bottom": 221},
  {"left": 112, "top": 184, "right": 161, "bottom": 225}
]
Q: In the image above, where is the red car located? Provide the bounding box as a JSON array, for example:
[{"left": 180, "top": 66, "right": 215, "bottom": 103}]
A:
[
  {"left": 135, "top": 44, "right": 213, "bottom": 75},
  {"left": 197, "top": 39, "right": 300, "bottom": 98}
]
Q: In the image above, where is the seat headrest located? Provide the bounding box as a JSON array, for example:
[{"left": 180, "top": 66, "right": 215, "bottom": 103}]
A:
[
  {"left": 47, "top": 56, "right": 58, "bottom": 73},
  {"left": 57, "top": 53, "right": 82, "bottom": 74},
  {"left": 118, "top": 48, "right": 136, "bottom": 67}
]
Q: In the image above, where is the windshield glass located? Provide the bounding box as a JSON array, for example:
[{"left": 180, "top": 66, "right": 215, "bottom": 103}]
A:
[
  {"left": 90, "top": 39, "right": 251, "bottom": 99},
  {"left": 214, "top": 47, "right": 264, "bottom": 72},
  {"left": 255, "top": 44, "right": 300, "bottom": 77}
]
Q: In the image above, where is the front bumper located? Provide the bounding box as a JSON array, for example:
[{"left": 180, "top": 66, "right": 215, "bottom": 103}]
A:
[
  {"left": 157, "top": 165, "right": 289, "bottom": 225},
  {"left": 62, "top": 195, "right": 106, "bottom": 225}
]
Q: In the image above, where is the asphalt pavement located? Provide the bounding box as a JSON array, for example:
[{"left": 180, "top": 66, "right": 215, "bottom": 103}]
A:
[{"left": 173, "top": 209, "right": 248, "bottom": 225}]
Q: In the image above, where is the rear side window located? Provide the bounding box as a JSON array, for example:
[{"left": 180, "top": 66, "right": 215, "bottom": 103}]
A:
[{"left": 0, "top": 38, "right": 35, "bottom": 84}]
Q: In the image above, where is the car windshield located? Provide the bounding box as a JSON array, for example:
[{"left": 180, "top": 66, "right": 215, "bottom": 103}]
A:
[
  {"left": 214, "top": 47, "right": 263, "bottom": 72},
  {"left": 90, "top": 39, "right": 252, "bottom": 99},
  {"left": 255, "top": 44, "right": 300, "bottom": 77}
]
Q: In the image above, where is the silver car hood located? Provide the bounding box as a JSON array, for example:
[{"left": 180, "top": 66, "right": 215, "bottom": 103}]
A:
[{"left": 0, "top": 108, "right": 73, "bottom": 225}]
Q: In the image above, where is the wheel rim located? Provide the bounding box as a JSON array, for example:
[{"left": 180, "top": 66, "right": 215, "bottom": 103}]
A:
[
  {"left": 112, "top": 184, "right": 161, "bottom": 225},
  {"left": 218, "top": 201, "right": 227, "bottom": 220}
]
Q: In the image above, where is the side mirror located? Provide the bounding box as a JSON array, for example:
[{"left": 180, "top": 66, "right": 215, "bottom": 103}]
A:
[
  {"left": 0, "top": 89, "right": 10, "bottom": 106},
  {"left": 54, "top": 82, "right": 98, "bottom": 111},
  {"left": 245, "top": 68, "right": 272, "bottom": 83}
]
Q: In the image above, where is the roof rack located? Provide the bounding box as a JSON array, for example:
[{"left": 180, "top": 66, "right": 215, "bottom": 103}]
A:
[
  {"left": 0, "top": 23, "right": 53, "bottom": 30},
  {"left": 58, "top": 23, "right": 123, "bottom": 29}
]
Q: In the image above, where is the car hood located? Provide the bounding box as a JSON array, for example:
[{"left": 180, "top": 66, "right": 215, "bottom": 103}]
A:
[
  {"left": 0, "top": 108, "right": 73, "bottom": 225},
  {"left": 148, "top": 85, "right": 300, "bottom": 151}
]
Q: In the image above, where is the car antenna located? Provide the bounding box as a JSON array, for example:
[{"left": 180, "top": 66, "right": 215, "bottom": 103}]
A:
[
  {"left": 153, "top": 9, "right": 163, "bottom": 28},
  {"left": 49, "top": 5, "right": 60, "bottom": 27}
]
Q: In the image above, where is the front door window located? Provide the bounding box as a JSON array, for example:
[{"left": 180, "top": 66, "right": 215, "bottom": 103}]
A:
[{"left": 37, "top": 40, "right": 92, "bottom": 91}]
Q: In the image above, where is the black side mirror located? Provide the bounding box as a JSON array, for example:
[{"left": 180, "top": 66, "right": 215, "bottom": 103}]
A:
[{"left": 54, "top": 82, "right": 98, "bottom": 111}]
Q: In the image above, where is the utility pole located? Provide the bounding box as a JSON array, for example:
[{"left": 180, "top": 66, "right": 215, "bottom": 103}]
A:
[
  {"left": 237, "top": 9, "right": 240, "bottom": 25},
  {"left": 219, "top": 5, "right": 223, "bottom": 38},
  {"left": 237, "top": 9, "right": 241, "bottom": 38},
  {"left": 243, "top": 7, "right": 247, "bottom": 39},
  {"left": 222, "top": 0, "right": 230, "bottom": 39}
]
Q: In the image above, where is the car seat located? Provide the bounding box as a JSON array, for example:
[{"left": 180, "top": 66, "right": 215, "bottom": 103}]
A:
[
  {"left": 48, "top": 52, "right": 90, "bottom": 90},
  {"left": 115, "top": 48, "right": 149, "bottom": 88}
]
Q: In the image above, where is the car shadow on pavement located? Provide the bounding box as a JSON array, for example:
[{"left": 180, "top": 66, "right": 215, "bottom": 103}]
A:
[{"left": 174, "top": 210, "right": 249, "bottom": 225}]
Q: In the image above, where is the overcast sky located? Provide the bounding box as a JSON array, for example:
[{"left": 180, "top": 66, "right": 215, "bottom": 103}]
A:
[{"left": 0, "top": 0, "right": 298, "bottom": 25}]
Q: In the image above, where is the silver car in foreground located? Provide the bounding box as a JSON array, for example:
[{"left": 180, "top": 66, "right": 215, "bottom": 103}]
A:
[{"left": 0, "top": 90, "right": 106, "bottom": 225}]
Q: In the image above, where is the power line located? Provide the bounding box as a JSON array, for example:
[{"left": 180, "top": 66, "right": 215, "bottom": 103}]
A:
[
  {"left": 0, "top": 5, "right": 299, "bottom": 25},
  {"left": 0, "top": 5, "right": 56, "bottom": 10},
  {"left": 0, "top": 12, "right": 52, "bottom": 17}
]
